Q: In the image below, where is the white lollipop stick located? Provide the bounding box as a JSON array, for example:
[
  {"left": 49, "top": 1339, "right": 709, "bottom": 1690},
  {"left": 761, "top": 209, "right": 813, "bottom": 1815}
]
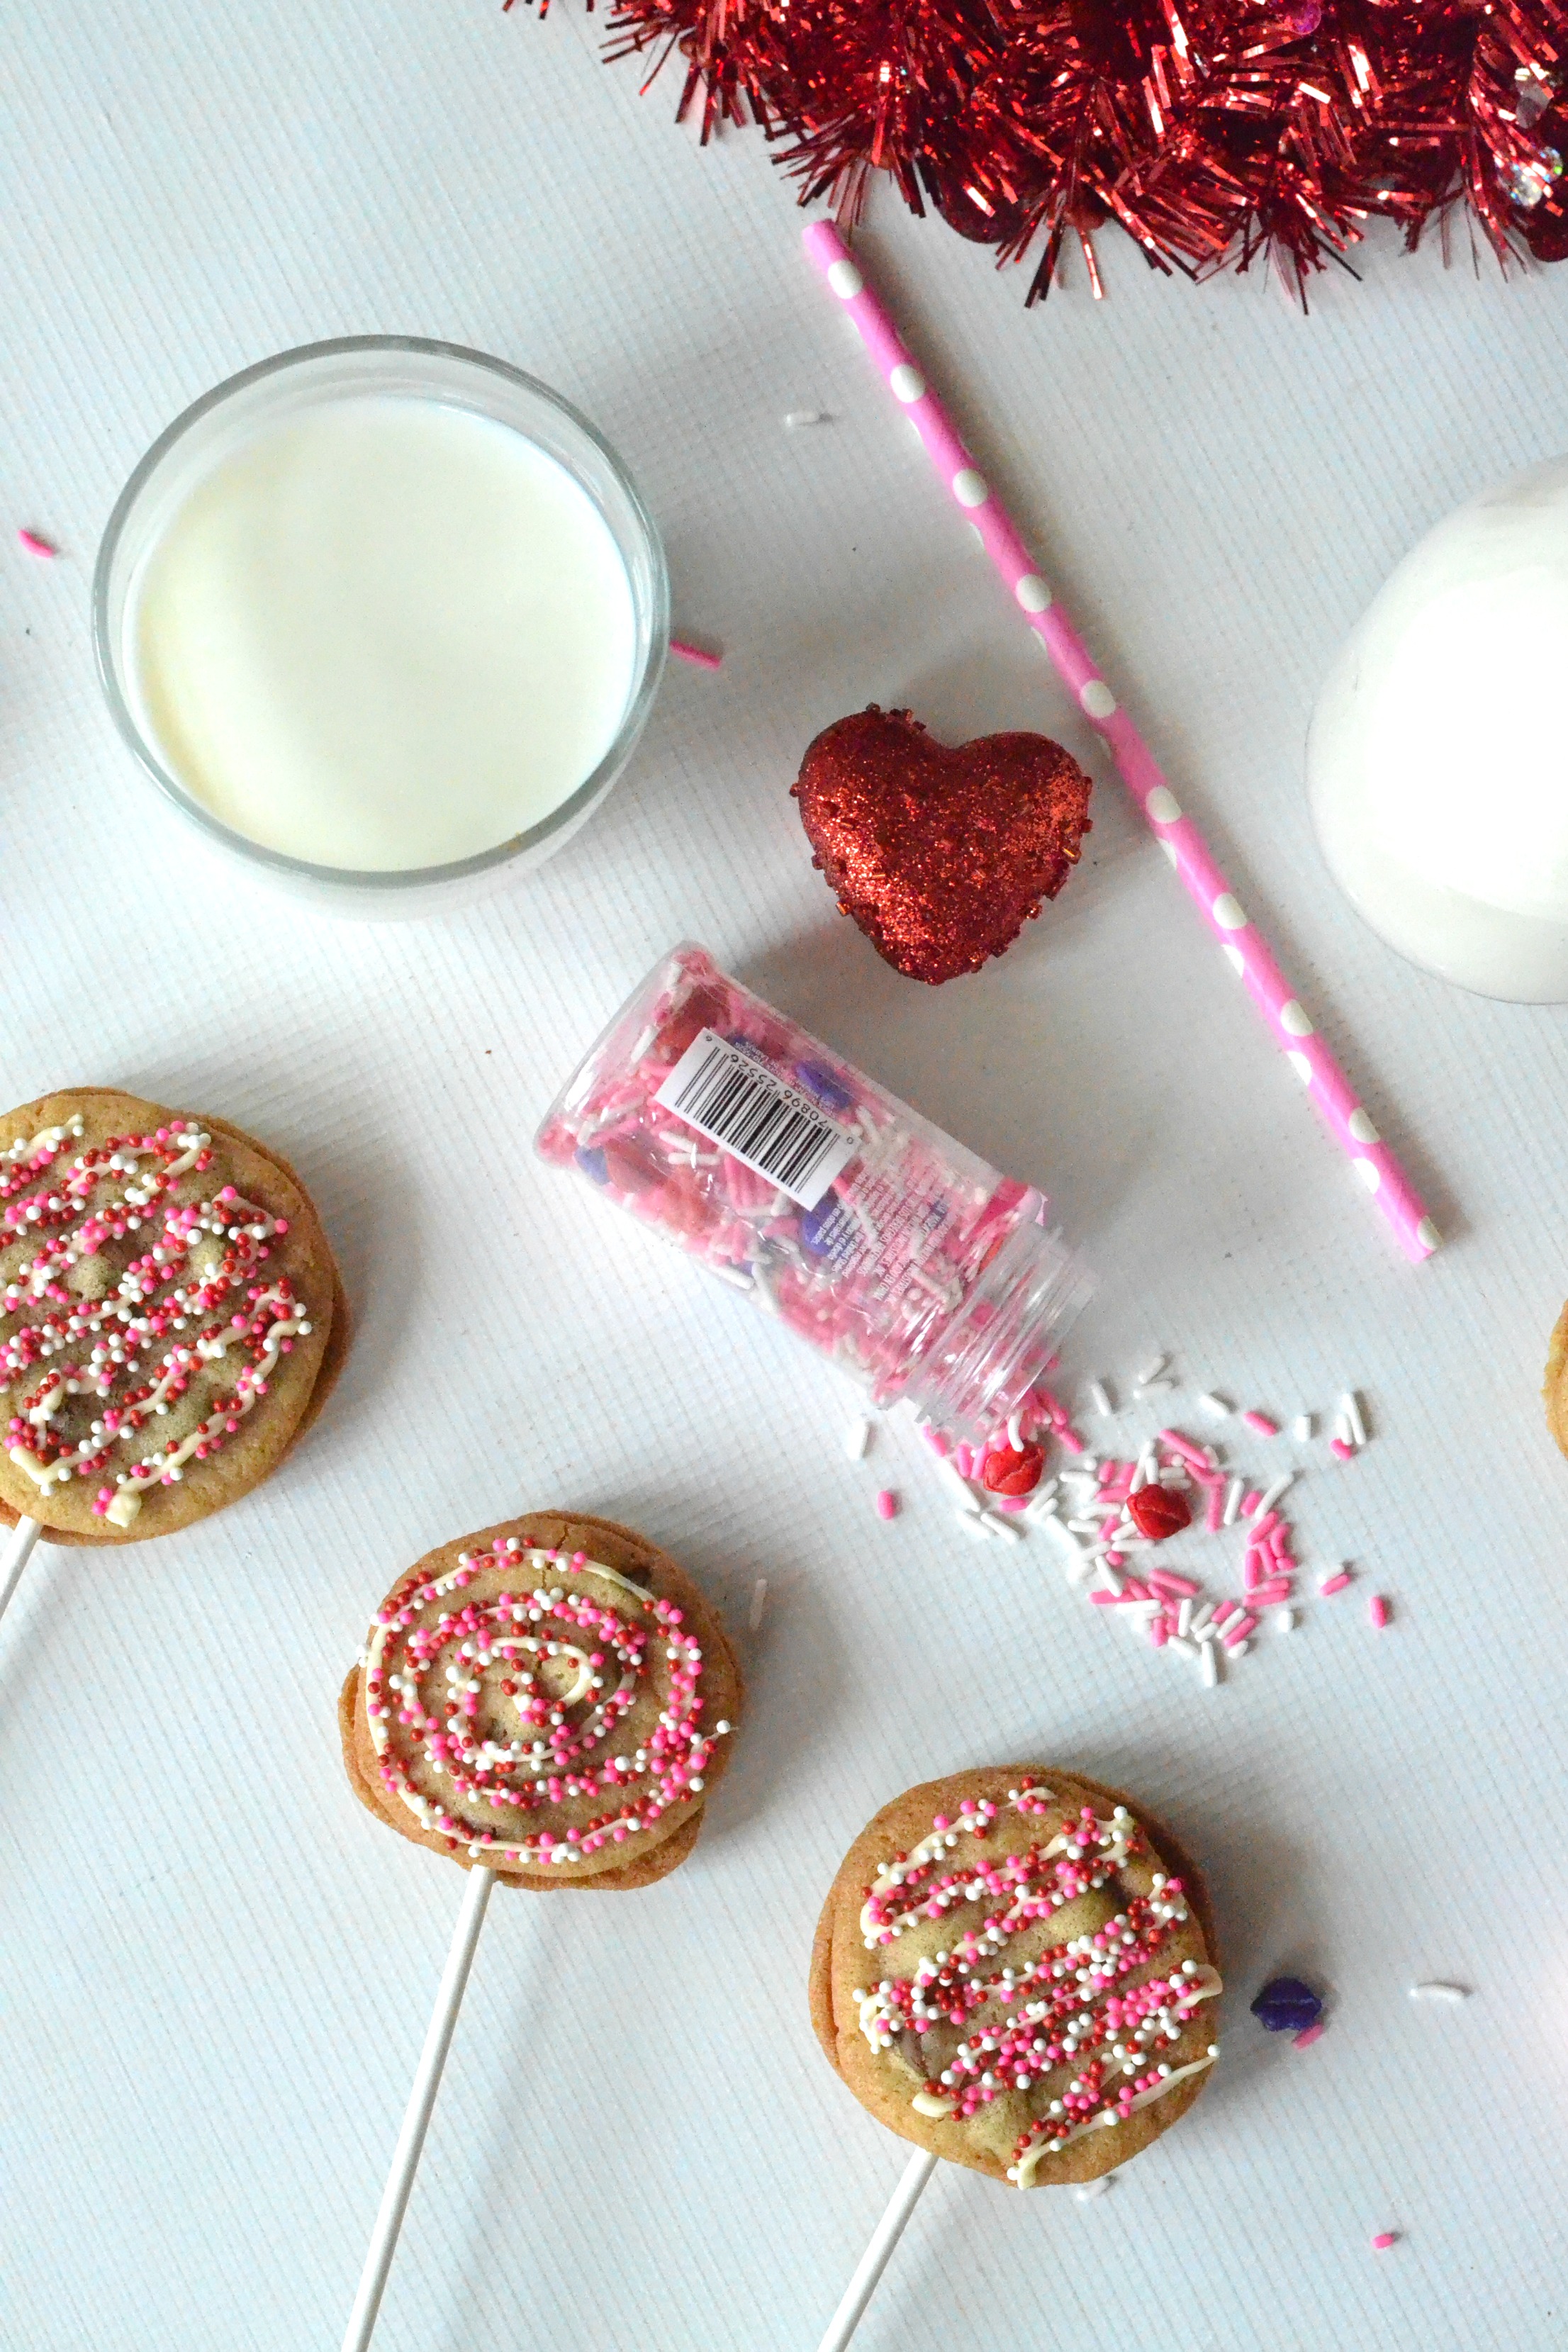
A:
[
  {"left": 0, "top": 1517, "right": 43, "bottom": 1628},
  {"left": 341, "top": 1864, "right": 496, "bottom": 2352},
  {"left": 814, "top": 2148, "right": 938, "bottom": 2352}
]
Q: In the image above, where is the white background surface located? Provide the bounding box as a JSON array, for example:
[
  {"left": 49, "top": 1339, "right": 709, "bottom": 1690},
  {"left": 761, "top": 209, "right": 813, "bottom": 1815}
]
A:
[{"left": 4, "top": 9, "right": 1568, "bottom": 2348}]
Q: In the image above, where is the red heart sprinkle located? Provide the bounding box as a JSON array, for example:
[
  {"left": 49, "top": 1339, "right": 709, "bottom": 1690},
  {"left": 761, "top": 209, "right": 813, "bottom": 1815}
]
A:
[
  {"left": 981, "top": 1442, "right": 1046, "bottom": 1496},
  {"left": 791, "top": 707, "right": 1092, "bottom": 985},
  {"left": 1126, "top": 1486, "right": 1192, "bottom": 1540}
]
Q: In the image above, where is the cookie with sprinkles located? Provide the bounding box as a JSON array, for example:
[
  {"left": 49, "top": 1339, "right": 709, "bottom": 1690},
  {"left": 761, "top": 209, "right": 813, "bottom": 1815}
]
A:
[
  {"left": 810, "top": 1766, "right": 1220, "bottom": 2186},
  {"left": 339, "top": 1511, "right": 744, "bottom": 1889},
  {"left": 1544, "top": 1299, "right": 1568, "bottom": 1461},
  {"left": 0, "top": 1087, "right": 345, "bottom": 1543}
]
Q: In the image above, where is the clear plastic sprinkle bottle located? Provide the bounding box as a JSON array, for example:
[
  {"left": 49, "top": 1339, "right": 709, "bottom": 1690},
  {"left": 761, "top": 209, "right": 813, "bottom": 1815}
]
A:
[{"left": 537, "top": 943, "right": 1091, "bottom": 1443}]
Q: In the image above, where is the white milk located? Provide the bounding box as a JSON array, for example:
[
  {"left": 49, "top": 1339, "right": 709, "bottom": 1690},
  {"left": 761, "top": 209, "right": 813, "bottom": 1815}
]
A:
[
  {"left": 1309, "top": 457, "right": 1568, "bottom": 1002},
  {"left": 130, "top": 395, "right": 639, "bottom": 871}
]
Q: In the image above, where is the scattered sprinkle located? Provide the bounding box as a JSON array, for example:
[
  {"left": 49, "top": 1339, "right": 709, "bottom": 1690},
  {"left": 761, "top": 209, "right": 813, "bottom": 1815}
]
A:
[
  {"left": 1369, "top": 1593, "right": 1391, "bottom": 1629},
  {"left": 1254, "top": 1472, "right": 1295, "bottom": 1516},
  {"left": 1250, "top": 1977, "right": 1323, "bottom": 2034},
  {"left": 1329, "top": 1435, "right": 1355, "bottom": 1462},
  {"left": 1409, "top": 1981, "right": 1469, "bottom": 2003},
  {"left": 1292, "top": 1413, "right": 1314, "bottom": 1441},
  {"left": 670, "top": 637, "right": 722, "bottom": 671},
  {"left": 749, "top": 1577, "right": 768, "bottom": 1631},
  {"left": 784, "top": 409, "right": 827, "bottom": 427},
  {"left": 1074, "top": 2175, "right": 1112, "bottom": 2202},
  {"left": 875, "top": 1489, "right": 898, "bottom": 1521},
  {"left": 1293, "top": 2020, "right": 1326, "bottom": 2050},
  {"left": 845, "top": 1415, "right": 873, "bottom": 1460},
  {"left": 1342, "top": 1390, "right": 1369, "bottom": 1447},
  {"left": 1197, "top": 1391, "right": 1232, "bottom": 1418},
  {"left": 1087, "top": 1377, "right": 1115, "bottom": 1416},
  {"left": 1199, "top": 1640, "right": 1219, "bottom": 1688},
  {"left": 1242, "top": 1409, "right": 1279, "bottom": 1438},
  {"left": 1135, "top": 1354, "right": 1168, "bottom": 1385},
  {"left": 1319, "top": 1567, "right": 1353, "bottom": 1596},
  {"left": 18, "top": 527, "right": 58, "bottom": 559},
  {"left": 1371, "top": 2232, "right": 1398, "bottom": 2253}
]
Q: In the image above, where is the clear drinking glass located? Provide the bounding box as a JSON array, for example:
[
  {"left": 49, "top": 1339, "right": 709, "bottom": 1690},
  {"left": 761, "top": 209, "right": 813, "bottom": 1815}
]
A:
[{"left": 93, "top": 335, "right": 669, "bottom": 917}]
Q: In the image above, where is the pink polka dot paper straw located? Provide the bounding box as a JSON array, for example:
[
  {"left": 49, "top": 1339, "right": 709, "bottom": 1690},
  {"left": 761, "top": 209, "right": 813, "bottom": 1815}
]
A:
[{"left": 803, "top": 221, "right": 1439, "bottom": 1265}]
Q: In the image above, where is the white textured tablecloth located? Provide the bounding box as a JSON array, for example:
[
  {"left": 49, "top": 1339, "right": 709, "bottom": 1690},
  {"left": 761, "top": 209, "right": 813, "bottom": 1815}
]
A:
[{"left": 4, "top": 9, "right": 1568, "bottom": 2348}]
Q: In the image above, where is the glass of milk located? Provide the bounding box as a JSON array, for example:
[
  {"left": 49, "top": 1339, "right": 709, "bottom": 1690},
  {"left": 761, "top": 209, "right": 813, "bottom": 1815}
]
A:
[
  {"left": 94, "top": 337, "right": 668, "bottom": 914},
  {"left": 1308, "top": 456, "right": 1568, "bottom": 1002}
]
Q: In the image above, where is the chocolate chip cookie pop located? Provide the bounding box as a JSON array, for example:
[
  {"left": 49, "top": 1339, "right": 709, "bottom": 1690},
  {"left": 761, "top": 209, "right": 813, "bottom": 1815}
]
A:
[
  {"left": 336, "top": 1511, "right": 743, "bottom": 2352},
  {"left": 0, "top": 1087, "right": 346, "bottom": 1624},
  {"left": 807, "top": 1766, "right": 1221, "bottom": 2351}
]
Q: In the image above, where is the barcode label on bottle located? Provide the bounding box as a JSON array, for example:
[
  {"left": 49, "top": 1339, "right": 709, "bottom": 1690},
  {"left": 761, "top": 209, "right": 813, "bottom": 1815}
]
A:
[{"left": 654, "top": 1029, "right": 856, "bottom": 1210}]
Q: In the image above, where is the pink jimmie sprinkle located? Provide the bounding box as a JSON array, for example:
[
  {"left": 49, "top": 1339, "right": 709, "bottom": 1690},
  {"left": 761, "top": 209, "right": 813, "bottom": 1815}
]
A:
[
  {"left": 1242, "top": 1409, "right": 1279, "bottom": 1438},
  {"left": 1148, "top": 1569, "right": 1199, "bottom": 1598},
  {"left": 1250, "top": 1578, "right": 1294, "bottom": 1605},
  {"left": 875, "top": 1489, "right": 898, "bottom": 1521},
  {"left": 670, "top": 636, "right": 722, "bottom": 671},
  {"left": 18, "top": 527, "right": 57, "bottom": 559},
  {"left": 1330, "top": 1437, "right": 1355, "bottom": 1462},
  {"left": 1320, "top": 1569, "right": 1353, "bottom": 1596},
  {"left": 1158, "top": 1428, "right": 1209, "bottom": 1468},
  {"left": 1371, "top": 2232, "right": 1398, "bottom": 2251},
  {"left": 1059, "top": 1428, "right": 1086, "bottom": 1455},
  {"left": 1223, "top": 1612, "right": 1258, "bottom": 1648},
  {"left": 1241, "top": 1489, "right": 1262, "bottom": 1515},
  {"left": 1369, "top": 1593, "right": 1391, "bottom": 1629},
  {"left": 1294, "top": 2020, "right": 1326, "bottom": 2050}
]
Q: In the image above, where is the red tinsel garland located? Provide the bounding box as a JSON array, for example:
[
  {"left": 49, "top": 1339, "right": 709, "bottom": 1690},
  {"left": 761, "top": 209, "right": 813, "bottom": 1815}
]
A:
[{"left": 520, "top": 0, "right": 1568, "bottom": 298}]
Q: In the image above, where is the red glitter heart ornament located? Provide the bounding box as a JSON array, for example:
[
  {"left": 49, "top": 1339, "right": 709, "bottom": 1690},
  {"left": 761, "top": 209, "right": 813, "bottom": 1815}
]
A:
[{"left": 791, "top": 707, "right": 1092, "bottom": 985}]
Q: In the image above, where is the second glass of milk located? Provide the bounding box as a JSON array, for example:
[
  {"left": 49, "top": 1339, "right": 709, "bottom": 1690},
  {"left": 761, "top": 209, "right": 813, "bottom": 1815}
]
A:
[{"left": 94, "top": 338, "right": 668, "bottom": 914}]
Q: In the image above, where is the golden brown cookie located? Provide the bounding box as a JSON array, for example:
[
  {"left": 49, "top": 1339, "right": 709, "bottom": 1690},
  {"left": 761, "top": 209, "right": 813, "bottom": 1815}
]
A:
[
  {"left": 810, "top": 1766, "right": 1220, "bottom": 2188},
  {"left": 340, "top": 1511, "right": 744, "bottom": 1890},
  {"left": 1545, "top": 1300, "right": 1568, "bottom": 1458},
  {"left": 0, "top": 1087, "right": 344, "bottom": 1542}
]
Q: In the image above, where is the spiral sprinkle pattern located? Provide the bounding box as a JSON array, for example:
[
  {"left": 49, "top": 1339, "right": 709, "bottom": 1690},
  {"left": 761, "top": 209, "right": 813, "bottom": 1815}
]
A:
[{"left": 364, "top": 1536, "right": 732, "bottom": 1867}]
